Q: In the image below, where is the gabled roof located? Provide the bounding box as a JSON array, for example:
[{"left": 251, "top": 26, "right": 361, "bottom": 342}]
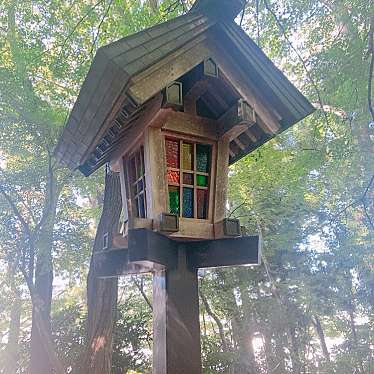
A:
[{"left": 55, "top": 0, "right": 314, "bottom": 176}]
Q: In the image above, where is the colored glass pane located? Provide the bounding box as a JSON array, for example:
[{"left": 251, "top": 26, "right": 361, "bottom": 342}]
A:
[
  {"left": 167, "top": 170, "right": 180, "bottom": 184},
  {"left": 169, "top": 186, "right": 180, "bottom": 215},
  {"left": 197, "top": 175, "right": 208, "bottom": 187},
  {"left": 138, "top": 194, "right": 146, "bottom": 218},
  {"left": 183, "top": 188, "right": 194, "bottom": 218},
  {"left": 197, "top": 189, "right": 208, "bottom": 219},
  {"left": 183, "top": 173, "right": 193, "bottom": 185},
  {"left": 196, "top": 144, "right": 211, "bottom": 173},
  {"left": 182, "top": 143, "right": 193, "bottom": 170},
  {"left": 137, "top": 180, "right": 144, "bottom": 193},
  {"left": 166, "top": 140, "right": 179, "bottom": 168}
]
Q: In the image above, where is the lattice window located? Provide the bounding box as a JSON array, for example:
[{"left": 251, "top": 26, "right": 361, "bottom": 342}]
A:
[
  {"left": 165, "top": 138, "right": 212, "bottom": 219},
  {"left": 128, "top": 146, "right": 147, "bottom": 218}
]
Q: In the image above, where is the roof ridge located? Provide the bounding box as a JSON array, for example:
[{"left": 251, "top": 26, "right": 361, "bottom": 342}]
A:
[{"left": 190, "top": 0, "right": 246, "bottom": 21}]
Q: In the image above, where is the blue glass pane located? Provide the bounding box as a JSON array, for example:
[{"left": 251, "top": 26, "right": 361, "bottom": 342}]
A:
[{"left": 183, "top": 188, "right": 194, "bottom": 218}]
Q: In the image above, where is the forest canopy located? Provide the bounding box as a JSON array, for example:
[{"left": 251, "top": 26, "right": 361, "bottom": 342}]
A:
[{"left": 0, "top": 0, "right": 373, "bottom": 373}]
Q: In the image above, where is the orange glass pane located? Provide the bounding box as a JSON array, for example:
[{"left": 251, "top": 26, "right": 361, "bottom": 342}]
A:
[{"left": 167, "top": 170, "right": 180, "bottom": 184}]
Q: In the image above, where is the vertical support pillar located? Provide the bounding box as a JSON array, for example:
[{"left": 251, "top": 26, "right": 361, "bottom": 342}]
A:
[{"left": 153, "top": 245, "right": 202, "bottom": 374}]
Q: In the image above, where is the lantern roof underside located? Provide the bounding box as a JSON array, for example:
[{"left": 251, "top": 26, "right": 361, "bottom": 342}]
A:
[{"left": 55, "top": 9, "right": 315, "bottom": 176}]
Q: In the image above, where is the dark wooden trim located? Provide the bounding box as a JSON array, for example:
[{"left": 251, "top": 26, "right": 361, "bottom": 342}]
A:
[{"left": 188, "top": 235, "right": 260, "bottom": 269}]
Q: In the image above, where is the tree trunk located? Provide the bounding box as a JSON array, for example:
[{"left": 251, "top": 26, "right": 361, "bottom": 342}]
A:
[
  {"left": 81, "top": 170, "right": 122, "bottom": 374},
  {"left": 1, "top": 292, "right": 21, "bottom": 374},
  {"left": 29, "top": 175, "right": 58, "bottom": 374},
  {"left": 231, "top": 282, "right": 258, "bottom": 374},
  {"left": 312, "top": 316, "right": 330, "bottom": 363},
  {"left": 200, "top": 289, "right": 230, "bottom": 352},
  {"left": 288, "top": 326, "right": 301, "bottom": 374}
]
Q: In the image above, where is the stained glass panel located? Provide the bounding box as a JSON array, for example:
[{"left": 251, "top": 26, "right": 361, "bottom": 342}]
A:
[
  {"left": 183, "top": 188, "right": 194, "bottom": 218},
  {"left": 197, "top": 175, "right": 208, "bottom": 187},
  {"left": 183, "top": 173, "right": 193, "bottom": 185},
  {"left": 167, "top": 170, "right": 180, "bottom": 184},
  {"left": 169, "top": 186, "right": 180, "bottom": 215},
  {"left": 182, "top": 143, "right": 193, "bottom": 170},
  {"left": 139, "top": 194, "right": 146, "bottom": 218},
  {"left": 166, "top": 139, "right": 179, "bottom": 168},
  {"left": 196, "top": 144, "right": 211, "bottom": 173},
  {"left": 197, "top": 189, "right": 208, "bottom": 219},
  {"left": 137, "top": 180, "right": 144, "bottom": 193}
]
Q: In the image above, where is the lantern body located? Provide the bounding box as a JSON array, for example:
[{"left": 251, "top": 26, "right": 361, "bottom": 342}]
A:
[{"left": 116, "top": 64, "right": 233, "bottom": 241}]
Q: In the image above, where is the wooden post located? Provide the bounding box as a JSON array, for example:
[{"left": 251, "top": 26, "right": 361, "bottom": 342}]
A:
[{"left": 153, "top": 245, "right": 202, "bottom": 374}]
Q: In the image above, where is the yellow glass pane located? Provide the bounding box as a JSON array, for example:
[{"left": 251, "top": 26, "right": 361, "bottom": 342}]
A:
[{"left": 182, "top": 143, "right": 193, "bottom": 170}]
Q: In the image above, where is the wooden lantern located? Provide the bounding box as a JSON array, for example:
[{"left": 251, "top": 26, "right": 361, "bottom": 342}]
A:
[
  {"left": 55, "top": 0, "right": 314, "bottom": 372},
  {"left": 109, "top": 59, "right": 258, "bottom": 242}
]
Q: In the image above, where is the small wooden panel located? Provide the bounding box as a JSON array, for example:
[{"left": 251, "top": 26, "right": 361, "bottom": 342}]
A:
[
  {"left": 129, "top": 39, "right": 212, "bottom": 104},
  {"left": 188, "top": 236, "right": 261, "bottom": 269},
  {"left": 144, "top": 127, "right": 168, "bottom": 228},
  {"left": 213, "top": 138, "right": 230, "bottom": 223},
  {"left": 168, "top": 219, "right": 215, "bottom": 240},
  {"left": 161, "top": 111, "right": 219, "bottom": 140}
]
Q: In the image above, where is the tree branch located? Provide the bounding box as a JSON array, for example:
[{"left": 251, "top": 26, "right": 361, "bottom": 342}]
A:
[
  {"left": 262, "top": 0, "right": 335, "bottom": 136},
  {"left": 368, "top": 16, "right": 374, "bottom": 121}
]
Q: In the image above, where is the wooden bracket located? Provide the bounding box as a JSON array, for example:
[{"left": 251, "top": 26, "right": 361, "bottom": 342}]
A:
[
  {"left": 218, "top": 99, "right": 256, "bottom": 141},
  {"left": 94, "top": 229, "right": 261, "bottom": 277}
]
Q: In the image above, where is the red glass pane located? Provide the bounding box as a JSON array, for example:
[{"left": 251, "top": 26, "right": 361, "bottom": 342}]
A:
[
  {"left": 167, "top": 170, "right": 180, "bottom": 184},
  {"left": 197, "top": 189, "right": 208, "bottom": 219},
  {"left": 166, "top": 139, "right": 179, "bottom": 168}
]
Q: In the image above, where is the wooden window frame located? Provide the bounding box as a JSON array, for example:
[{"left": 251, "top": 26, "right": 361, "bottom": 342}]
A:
[
  {"left": 127, "top": 146, "right": 147, "bottom": 219},
  {"left": 164, "top": 135, "right": 215, "bottom": 221}
]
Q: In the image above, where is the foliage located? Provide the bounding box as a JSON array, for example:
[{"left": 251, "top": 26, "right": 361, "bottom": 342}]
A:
[{"left": 0, "top": 0, "right": 373, "bottom": 373}]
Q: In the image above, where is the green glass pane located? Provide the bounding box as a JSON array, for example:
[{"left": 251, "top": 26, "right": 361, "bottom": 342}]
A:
[
  {"left": 169, "top": 187, "right": 180, "bottom": 215},
  {"left": 183, "top": 188, "right": 194, "bottom": 218},
  {"left": 197, "top": 175, "right": 208, "bottom": 187},
  {"left": 196, "top": 144, "right": 211, "bottom": 173}
]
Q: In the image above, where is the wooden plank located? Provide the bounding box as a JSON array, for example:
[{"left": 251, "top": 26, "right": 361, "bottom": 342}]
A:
[
  {"left": 144, "top": 127, "right": 168, "bottom": 230},
  {"left": 168, "top": 220, "right": 215, "bottom": 240},
  {"left": 213, "top": 138, "right": 230, "bottom": 223},
  {"left": 161, "top": 111, "right": 218, "bottom": 140},
  {"left": 128, "top": 39, "right": 211, "bottom": 104},
  {"left": 107, "top": 94, "right": 164, "bottom": 167},
  {"left": 188, "top": 236, "right": 261, "bottom": 269}
]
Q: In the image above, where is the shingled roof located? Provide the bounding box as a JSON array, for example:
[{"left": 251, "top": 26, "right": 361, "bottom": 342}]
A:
[{"left": 55, "top": 0, "right": 314, "bottom": 176}]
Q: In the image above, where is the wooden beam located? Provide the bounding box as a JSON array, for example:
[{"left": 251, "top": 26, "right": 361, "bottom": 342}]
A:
[
  {"left": 161, "top": 111, "right": 218, "bottom": 140},
  {"left": 245, "top": 129, "right": 257, "bottom": 143},
  {"left": 93, "top": 248, "right": 157, "bottom": 278},
  {"left": 208, "top": 41, "right": 282, "bottom": 135},
  {"left": 153, "top": 247, "right": 202, "bottom": 374},
  {"left": 233, "top": 137, "right": 246, "bottom": 150},
  {"left": 188, "top": 236, "right": 261, "bottom": 269},
  {"left": 128, "top": 229, "right": 179, "bottom": 270},
  {"left": 218, "top": 100, "right": 256, "bottom": 141}
]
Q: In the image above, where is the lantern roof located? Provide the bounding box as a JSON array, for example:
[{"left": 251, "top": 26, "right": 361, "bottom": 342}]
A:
[{"left": 55, "top": 0, "right": 314, "bottom": 176}]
